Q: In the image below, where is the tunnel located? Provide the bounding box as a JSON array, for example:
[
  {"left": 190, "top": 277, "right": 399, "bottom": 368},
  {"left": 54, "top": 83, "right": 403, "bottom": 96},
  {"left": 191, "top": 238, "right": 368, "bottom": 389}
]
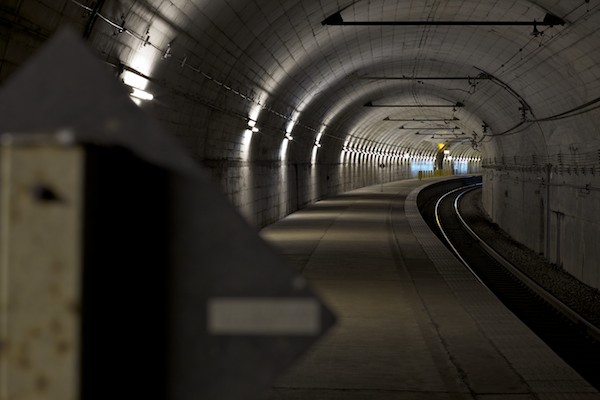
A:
[
  {"left": 1, "top": 0, "right": 600, "bottom": 398},
  {"left": 2, "top": 0, "right": 599, "bottom": 286}
]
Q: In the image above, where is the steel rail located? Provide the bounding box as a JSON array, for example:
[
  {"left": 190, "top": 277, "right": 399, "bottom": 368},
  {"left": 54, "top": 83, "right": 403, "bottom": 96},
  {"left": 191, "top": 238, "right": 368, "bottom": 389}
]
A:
[
  {"left": 433, "top": 183, "right": 491, "bottom": 291},
  {"left": 454, "top": 185, "right": 600, "bottom": 342}
]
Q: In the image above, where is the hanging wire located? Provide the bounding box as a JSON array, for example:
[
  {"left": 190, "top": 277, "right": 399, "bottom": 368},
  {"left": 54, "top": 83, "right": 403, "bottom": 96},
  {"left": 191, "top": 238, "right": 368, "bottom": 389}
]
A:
[
  {"left": 528, "top": 96, "right": 600, "bottom": 122},
  {"left": 478, "top": 90, "right": 600, "bottom": 143},
  {"left": 496, "top": 0, "right": 600, "bottom": 77},
  {"left": 70, "top": 0, "right": 93, "bottom": 12}
]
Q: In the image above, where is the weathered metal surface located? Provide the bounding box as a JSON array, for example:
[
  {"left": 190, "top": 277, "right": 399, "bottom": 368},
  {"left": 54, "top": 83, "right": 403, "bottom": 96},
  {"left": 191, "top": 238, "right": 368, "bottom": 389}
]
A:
[{"left": 0, "top": 140, "right": 83, "bottom": 400}]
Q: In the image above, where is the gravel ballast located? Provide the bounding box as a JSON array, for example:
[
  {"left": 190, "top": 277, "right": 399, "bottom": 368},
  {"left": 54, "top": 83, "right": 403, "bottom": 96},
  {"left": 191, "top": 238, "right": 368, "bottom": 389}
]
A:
[{"left": 459, "top": 188, "right": 600, "bottom": 329}]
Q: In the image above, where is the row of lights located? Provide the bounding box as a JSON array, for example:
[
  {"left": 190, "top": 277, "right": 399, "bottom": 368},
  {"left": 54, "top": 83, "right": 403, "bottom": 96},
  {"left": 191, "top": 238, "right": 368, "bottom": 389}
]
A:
[
  {"left": 120, "top": 79, "right": 481, "bottom": 167},
  {"left": 119, "top": 67, "right": 479, "bottom": 165},
  {"left": 342, "top": 146, "right": 481, "bottom": 162},
  {"left": 99, "top": 0, "right": 489, "bottom": 157},
  {"left": 448, "top": 156, "right": 482, "bottom": 162},
  {"left": 120, "top": 69, "right": 481, "bottom": 165},
  {"left": 120, "top": 79, "right": 482, "bottom": 167},
  {"left": 120, "top": 80, "right": 482, "bottom": 166},
  {"left": 118, "top": 63, "right": 481, "bottom": 166},
  {"left": 342, "top": 147, "right": 408, "bottom": 157},
  {"left": 88, "top": 0, "right": 519, "bottom": 169}
]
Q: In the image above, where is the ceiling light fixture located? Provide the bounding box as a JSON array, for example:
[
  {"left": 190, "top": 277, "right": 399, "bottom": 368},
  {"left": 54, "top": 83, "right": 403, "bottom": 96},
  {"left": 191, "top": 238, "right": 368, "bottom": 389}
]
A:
[
  {"left": 121, "top": 65, "right": 154, "bottom": 104},
  {"left": 247, "top": 119, "right": 259, "bottom": 132},
  {"left": 130, "top": 87, "right": 154, "bottom": 101}
]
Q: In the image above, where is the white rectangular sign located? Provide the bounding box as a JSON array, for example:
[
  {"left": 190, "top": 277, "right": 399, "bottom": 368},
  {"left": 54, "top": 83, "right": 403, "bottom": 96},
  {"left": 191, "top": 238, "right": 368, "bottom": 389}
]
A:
[{"left": 207, "top": 298, "right": 321, "bottom": 335}]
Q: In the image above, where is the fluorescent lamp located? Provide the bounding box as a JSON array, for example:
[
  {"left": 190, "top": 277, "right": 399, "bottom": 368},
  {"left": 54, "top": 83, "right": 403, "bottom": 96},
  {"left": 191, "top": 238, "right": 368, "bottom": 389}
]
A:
[
  {"left": 122, "top": 70, "right": 148, "bottom": 90},
  {"left": 130, "top": 87, "right": 154, "bottom": 101}
]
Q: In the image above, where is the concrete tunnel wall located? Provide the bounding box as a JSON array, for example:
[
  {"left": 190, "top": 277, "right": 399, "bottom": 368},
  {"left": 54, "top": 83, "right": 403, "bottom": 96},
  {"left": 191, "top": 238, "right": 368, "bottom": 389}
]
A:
[
  {"left": 482, "top": 163, "right": 600, "bottom": 289},
  {"left": 1, "top": 0, "right": 599, "bottom": 289}
]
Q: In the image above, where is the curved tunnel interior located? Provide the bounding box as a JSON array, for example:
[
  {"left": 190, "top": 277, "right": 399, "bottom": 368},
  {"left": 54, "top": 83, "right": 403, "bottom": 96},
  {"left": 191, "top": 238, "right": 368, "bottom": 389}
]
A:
[{"left": 2, "top": 0, "right": 600, "bottom": 288}]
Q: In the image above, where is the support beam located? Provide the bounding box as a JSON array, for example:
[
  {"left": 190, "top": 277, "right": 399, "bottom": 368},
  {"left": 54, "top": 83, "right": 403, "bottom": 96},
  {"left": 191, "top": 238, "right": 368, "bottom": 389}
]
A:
[
  {"left": 400, "top": 126, "right": 461, "bottom": 130},
  {"left": 322, "top": 12, "right": 565, "bottom": 27},
  {"left": 365, "top": 101, "right": 464, "bottom": 108},
  {"left": 359, "top": 75, "right": 490, "bottom": 81},
  {"left": 384, "top": 117, "right": 460, "bottom": 122}
]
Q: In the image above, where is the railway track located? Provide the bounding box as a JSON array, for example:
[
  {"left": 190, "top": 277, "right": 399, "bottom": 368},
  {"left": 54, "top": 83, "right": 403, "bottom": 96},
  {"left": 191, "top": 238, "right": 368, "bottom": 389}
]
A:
[{"left": 418, "top": 179, "right": 600, "bottom": 390}]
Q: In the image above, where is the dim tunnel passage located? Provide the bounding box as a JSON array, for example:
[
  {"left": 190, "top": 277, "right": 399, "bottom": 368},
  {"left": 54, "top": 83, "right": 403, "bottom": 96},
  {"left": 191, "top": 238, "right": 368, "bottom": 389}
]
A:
[{"left": 4, "top": 2, "right": 600, "bottom": 397}]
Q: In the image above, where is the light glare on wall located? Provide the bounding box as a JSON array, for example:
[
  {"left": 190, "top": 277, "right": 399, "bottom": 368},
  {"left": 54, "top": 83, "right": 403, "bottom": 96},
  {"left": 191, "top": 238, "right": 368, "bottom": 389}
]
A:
[
  {"left": 311, "top": 146, "right": 318, "bottom": 164},
  {"left": 243, "top": 129, "right": 253, "bottom": 143},
  {"left": 280, "top": 137, "right": 290, "bottom": 160},
  {"left": 314, "top": 131, "right": 323, "bottom": 148}
]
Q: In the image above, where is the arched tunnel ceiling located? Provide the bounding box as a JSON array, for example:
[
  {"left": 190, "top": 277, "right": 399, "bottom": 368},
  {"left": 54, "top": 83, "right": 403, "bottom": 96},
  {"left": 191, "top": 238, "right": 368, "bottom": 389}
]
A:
[{"left": 3, "top": 0, "right": 600, "bottom": 165}]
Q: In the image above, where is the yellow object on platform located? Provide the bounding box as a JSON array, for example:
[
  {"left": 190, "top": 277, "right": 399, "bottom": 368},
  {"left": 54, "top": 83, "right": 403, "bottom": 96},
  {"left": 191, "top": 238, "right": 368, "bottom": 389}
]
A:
[{"left": 418, "top": 169, "right": 454, "bottom": 179}]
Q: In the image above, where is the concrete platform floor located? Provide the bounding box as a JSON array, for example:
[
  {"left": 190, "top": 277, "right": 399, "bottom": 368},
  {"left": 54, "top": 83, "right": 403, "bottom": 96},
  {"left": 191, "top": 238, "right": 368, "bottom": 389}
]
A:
[{"left": 259, "top": 178, "right": 599, "bottom": 400}]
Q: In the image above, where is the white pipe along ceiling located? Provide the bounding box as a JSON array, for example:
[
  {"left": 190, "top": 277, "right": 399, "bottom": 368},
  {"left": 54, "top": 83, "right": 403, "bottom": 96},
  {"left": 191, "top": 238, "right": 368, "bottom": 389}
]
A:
[{"left": 2, "top": 0, "right": 600, "bottom": 287}]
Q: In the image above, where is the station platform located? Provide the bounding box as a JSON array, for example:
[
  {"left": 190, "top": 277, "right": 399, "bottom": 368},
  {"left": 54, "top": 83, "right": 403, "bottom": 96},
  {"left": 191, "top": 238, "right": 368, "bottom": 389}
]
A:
[{"left": 259, "top": 177, "right": 599, "bottom": 400}]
